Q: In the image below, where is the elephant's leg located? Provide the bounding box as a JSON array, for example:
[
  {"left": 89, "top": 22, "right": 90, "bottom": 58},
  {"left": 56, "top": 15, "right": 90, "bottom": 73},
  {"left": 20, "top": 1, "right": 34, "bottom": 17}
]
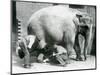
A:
[
  {"left": 65, "top": 43, "right": 73, "bottom": 64},
  {"left": 66, "top": 44, "right": 74, "bottom": 57},
  {"left": 64, "top": 31, "right": 75, "bottom": 63},
  {"left": 36, "top": 30, "right": 47, "bottom": 49}
]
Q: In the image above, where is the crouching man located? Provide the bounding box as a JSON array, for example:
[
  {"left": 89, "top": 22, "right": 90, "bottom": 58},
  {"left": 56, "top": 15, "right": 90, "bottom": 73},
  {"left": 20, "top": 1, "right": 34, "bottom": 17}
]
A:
[
  {"left": 42, "top": 44, "right": 69, "bottom": 67},
  {"left": 52, "top": 45, "right": 69, "bottom": 66},
  {"left": 16, "top": 35, "right": 38, "bottom": 68}
]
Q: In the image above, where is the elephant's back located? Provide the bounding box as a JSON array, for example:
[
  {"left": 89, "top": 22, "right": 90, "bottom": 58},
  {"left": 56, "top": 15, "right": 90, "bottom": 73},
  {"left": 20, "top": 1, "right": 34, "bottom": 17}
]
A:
[
  {"left": 29, "top": 6, "right": 75, "bottom": 27},
  {"left": 28, "top": 5, "right": 76, "bottom": 42},
  {"left": 29, "top": 5, "right": 74, "bottom": 21}
]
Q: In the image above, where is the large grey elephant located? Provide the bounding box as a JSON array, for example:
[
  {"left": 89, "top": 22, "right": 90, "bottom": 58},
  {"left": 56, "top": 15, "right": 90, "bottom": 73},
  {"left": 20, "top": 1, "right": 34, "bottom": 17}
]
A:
[{"left": 27, "top": 5, "right": 92, "bottom": 63}]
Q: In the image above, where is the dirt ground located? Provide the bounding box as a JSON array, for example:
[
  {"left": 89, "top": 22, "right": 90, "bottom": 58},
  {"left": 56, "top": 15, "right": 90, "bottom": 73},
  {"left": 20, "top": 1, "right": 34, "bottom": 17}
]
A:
[{"left": 12, "top": 53, "right": 96, "bottom": 74}]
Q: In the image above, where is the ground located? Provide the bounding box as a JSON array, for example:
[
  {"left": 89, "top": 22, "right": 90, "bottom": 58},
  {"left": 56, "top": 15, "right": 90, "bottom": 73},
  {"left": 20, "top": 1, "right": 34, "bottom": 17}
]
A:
[{"left": 12, "top": 53, "right": 96, "bottom": 74}]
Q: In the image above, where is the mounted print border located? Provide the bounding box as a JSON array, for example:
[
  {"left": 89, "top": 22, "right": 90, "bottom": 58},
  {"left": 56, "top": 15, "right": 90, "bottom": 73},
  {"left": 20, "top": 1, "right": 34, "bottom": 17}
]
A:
[{"left": 11, "top": 0, "right": 96, "bottom": 75}]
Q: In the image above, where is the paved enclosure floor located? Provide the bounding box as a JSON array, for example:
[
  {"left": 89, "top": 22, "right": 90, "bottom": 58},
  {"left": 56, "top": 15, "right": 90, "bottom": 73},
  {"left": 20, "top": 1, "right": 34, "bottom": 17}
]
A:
[{"left": 12, "top": 54, "right": 96, "bottom": 74}]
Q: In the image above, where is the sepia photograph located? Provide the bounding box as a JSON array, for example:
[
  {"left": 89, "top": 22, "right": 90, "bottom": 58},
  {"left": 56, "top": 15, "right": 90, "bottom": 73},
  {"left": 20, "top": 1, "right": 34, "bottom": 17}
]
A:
[{"left": 11, "top": 0, "right": 96, "bottom": 74}]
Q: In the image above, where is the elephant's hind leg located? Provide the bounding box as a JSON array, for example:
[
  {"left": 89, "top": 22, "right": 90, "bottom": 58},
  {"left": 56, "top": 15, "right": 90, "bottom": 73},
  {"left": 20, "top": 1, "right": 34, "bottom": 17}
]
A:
[{"left": 64, "top": 30, "right": 76, "bottom": 63}]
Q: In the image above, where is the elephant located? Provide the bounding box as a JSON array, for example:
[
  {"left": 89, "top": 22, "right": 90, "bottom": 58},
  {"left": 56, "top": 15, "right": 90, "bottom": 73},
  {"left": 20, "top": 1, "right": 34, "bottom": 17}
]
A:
[{"left": 27, "top": 5, "right": 92, "bottom": 62}]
